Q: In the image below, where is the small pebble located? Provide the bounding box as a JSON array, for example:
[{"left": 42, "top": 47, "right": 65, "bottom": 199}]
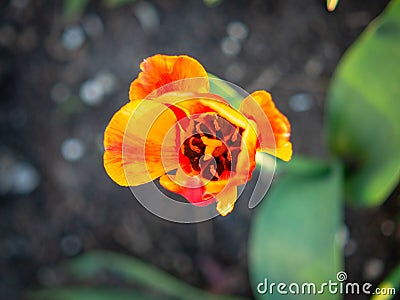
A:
[
  {"left": 288, "top": 93, "right": 314, "bottom": 112},
  {"left": 381, "top": 219, "right": 395, "bottom": 236},
  {"left": 221, "top": 37, "right": 241, "bottom": 57},
  {"left": 344, "top": 239, "right": 357, "bottom": 257},
  {"left": 60, "top": 234, "right": 82, "bottom": 256},
  {"left": 95, "top": 71, "right": 117, "bottom": 95},
  {"left": 51, "top": 82, "right": 71, "bottom": 103},
  {"left": 322, "top": 43, "right": 339, "bottom": 60},
  {"left": 79, "top": 79, "right": 103, "bottom": 106},
  {"left": 224, "top": 63, "right": 245, "bottom": 82},
  {"left": 82, "top": 14, "right": 104, "bottom": 39},
  {"left": 61, "top": 25, "right": 85, "bottom": 50},
  {"left": 247, "top": 67, "right": 282, "bottom": 91},
  {"left": 0, "top": 160, "right": 39, "bottom": 195},
  {"left": 11, "top": 0, "right": 29, "bottom": 9},
  {"left": 61, "top": 138, "right": 85, "bottom": 162},
  {"left": 363, "top": 258, "right": 384, "bottom": 281},
  {"left": 9, "top": 162, "right": 40, "bottom": 195},
  {"left": 0, "top": 25, "right": 17, "bottom": 47},
  {"left": 133, "top": 1, "right": 160, "bottom": 34},
  {"left": 227, "top": 21, "right": 248, "bottom": 41},
  {"left": 305, "top": 58, "right": 323, "bottom": 77}
]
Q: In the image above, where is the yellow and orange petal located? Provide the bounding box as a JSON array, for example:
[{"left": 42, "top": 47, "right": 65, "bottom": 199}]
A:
[
  {"left": 159, "top": 170, "right": 215, "bottom": 206},
  {"left": 239, "top": 90, "right": 292, "bottom": 161},
  {"left": 103, "top": 100, "right": 179, "bottom": 186},
  {"left": 215, "top": 186, "right": 238, "bottom": 216},
  {"left": 154, "top": 92, "right": 248, "bottom": 129},
  {"left": 159, "top": 167, "right": 236, "bottom": 212},
  {"left": 159, "top": 170, "right": 238, "bottom": 216},
  {"left": 129, "top": 55, "right": 209, "bottom": 100}
]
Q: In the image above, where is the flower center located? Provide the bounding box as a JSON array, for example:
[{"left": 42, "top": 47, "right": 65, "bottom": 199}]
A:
[{"left": 179, "top": 114, "right": 243, "bottom": 181}]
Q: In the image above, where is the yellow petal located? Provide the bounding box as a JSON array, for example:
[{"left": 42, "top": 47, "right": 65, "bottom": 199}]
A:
[
  {"left": 262, "top": 140, "right": 293, "bottom": 162},
  {"left": 216, "top": 186, "right": 238, "bottom": 216},
  {"left": 327, "top": 0, "right": 339, "bottom": 12},
  {"left": 103, "top": 100, "right": 179, "bottom": 186},
  {"left": 234, "top": 122, "right": 258, "bottom": 183}
]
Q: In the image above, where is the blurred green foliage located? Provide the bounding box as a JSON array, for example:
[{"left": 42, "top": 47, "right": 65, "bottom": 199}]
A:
[
  {"left": 29, "top": 287, "right": 160, "bottom": 300},
  {"left": 249, "top": 157, "right": 343, "bottom": 300},
  {"left": 28, "top": 251, "right": 250, "bottom": 300},
  {"left": 250, "top": 1, "right": 400, "bottom": 299},
  {"left": 203, "top": 0, "right": 223, "bottom": 8},
  {"left": 63, "top": 0, "right": 137, "bottom": 19},
  {"left": 63, "top": 0, "right": 90, "bottom": 18},
  {"left": 327, "top": 0, "right": 400, "bottom": 206}
]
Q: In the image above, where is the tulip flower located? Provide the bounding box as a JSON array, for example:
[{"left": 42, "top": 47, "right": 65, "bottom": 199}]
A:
[{"left": 104, "top": 54, "right": 292, "bottom": 216}]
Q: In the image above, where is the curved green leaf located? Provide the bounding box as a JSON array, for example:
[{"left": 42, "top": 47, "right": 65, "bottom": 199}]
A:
[
  {"left": 249, "top": 158, "right": 343, "bottom": 300},
  {"left": 327, "top": 0, "right": 400, "bottom": 206},
  {"left": 28, "top": 287, "right": 159, "bottom": 300},
  {"left": 63, "top": 251, "right": 250, "bottom": 300}
]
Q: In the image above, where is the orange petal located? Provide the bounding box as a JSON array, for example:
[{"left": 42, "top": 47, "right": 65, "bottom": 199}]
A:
[
  {"left": 103, "top": 100, "right": 179, "bottom": 186},
  {"left": 129, "top": 55, "right": 209, "bottom": 100},
  {"left": 239, "top": 90, "right": 292, "bottom": 161}
]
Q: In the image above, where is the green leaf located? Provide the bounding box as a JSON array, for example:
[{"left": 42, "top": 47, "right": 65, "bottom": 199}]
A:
[
  {"left": 63, "top": 0, "right": 90, "bottom": 18},
  {"left": 204, "top": 0, "right": 223, "bottom": 8},
  {"left": 208, "top": 73, "right": 243, "bottom": 109},
  {"left": 28, "top": 287, "right": 159, "bottom": 300},
  {"left": 371, "top": 264, "right": 400, "bottom": 300},
  {"left": 249, "top": 158, "right": 343, "bottom": 300},
  {"left": 103, "top": 0, "right": 138, "bottom": 8},
  {"left": 327, "top": 0, "right": 400, "bottom": 206},
  {"left": 275, "top": 155, "right": 330, "bottom": 177},
  {"left": 63, "top": 251, "right": 250, "bottom": 300}
]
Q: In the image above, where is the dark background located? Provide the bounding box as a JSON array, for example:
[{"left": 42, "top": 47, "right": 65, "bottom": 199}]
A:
[{"left": 1, "top": 0, "right": 398, "bottom": 299}]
